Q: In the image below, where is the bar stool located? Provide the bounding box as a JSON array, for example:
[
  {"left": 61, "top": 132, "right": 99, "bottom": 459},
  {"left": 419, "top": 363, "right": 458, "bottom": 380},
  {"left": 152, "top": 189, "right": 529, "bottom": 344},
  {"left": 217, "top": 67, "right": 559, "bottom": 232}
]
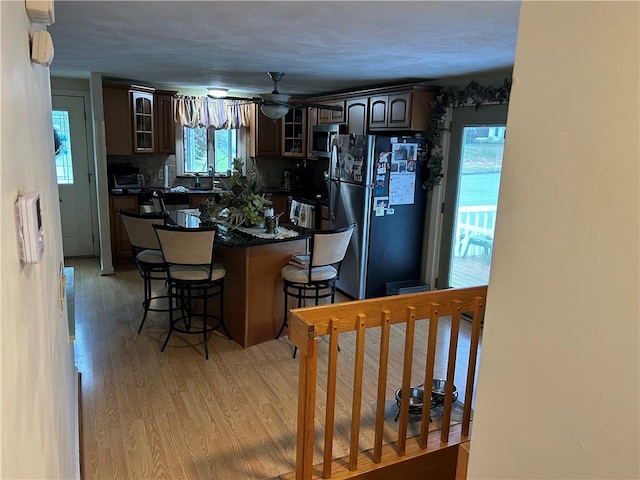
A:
[
  {"left": 277, "top": 223, "right": 356, "bottom": 357},
  {"left": 119, "top": 210, "right": 172, "bottom": 334},
  {"left": 153, "top": 224, "right": 229, "bottom": 359}
]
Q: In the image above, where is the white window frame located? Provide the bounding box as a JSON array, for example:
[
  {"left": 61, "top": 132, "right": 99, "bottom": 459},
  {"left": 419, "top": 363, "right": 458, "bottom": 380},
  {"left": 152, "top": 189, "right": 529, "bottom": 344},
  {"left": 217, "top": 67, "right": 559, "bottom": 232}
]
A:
[{"left": 175, "top": 125, "right": 248, "bottom": 177}]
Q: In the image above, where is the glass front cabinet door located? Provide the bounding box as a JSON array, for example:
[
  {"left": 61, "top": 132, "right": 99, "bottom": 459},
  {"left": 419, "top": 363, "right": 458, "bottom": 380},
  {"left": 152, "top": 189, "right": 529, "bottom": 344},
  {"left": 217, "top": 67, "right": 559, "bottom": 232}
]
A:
[
  {"left": 131, "top": 90, "right": 154, "bottom": 153},
  {"left": 282, "top": 107, "right": 305, "bottom": 157}
]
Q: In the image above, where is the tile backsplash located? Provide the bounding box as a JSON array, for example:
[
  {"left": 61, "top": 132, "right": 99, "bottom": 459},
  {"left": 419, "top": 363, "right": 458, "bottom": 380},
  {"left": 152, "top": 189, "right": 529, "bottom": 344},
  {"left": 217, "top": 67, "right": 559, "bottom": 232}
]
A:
[{"left": 107, "top": 154, "right": 324, "bottom": 192}]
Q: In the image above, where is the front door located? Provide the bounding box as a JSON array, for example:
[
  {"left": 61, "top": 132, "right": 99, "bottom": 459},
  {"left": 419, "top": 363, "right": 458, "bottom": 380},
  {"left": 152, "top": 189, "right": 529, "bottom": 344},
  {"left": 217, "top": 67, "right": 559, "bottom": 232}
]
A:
[
  {"left": 438, "top": 104, "right": 508, "bottom": 288},
  {"left": 52, "top": 94, "right": 95, "bottom": 256}
]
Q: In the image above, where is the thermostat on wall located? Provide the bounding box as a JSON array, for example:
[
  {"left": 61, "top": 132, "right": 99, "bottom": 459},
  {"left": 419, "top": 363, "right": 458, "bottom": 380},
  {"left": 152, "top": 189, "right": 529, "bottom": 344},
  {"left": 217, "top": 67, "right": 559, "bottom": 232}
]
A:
[{"left": 15, "top": 192, "right": 45, "bottom": 264}]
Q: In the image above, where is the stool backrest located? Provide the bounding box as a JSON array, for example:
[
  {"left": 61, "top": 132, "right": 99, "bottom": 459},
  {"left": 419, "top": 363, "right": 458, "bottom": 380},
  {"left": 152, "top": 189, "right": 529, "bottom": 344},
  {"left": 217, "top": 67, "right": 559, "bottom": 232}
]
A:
[
  {"left": 153, "top": 225, "right": 217, "bottom": 266},
  {"left": 310, "top": 223, "right": 356, "bottom": 268},
  {"left": 119, "top": 210, "right": 166, "bottom": 251}
]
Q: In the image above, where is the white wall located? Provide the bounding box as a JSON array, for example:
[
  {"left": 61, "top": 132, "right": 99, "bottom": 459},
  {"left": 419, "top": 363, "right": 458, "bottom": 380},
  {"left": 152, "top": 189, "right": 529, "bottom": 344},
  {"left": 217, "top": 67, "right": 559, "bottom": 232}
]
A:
[
  {"left": 0, "top": 3, "right": 79, "bottom": 478},
  {"left": 468, "top": 2, "right": 639, "bottom": 479}
]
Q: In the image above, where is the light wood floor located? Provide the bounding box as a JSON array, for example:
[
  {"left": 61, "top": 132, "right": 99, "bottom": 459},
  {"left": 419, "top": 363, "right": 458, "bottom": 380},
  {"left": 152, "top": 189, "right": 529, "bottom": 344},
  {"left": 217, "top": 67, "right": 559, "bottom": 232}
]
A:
[{"left": 69, "top": 257, "right": 482, "bottom": 480}]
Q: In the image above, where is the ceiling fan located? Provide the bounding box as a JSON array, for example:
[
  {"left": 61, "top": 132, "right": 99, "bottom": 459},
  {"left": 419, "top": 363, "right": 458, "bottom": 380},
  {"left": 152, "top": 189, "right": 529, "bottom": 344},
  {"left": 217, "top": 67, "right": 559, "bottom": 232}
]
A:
[{"left": 210, "top": 72, "right": 344, "bottom": 120}]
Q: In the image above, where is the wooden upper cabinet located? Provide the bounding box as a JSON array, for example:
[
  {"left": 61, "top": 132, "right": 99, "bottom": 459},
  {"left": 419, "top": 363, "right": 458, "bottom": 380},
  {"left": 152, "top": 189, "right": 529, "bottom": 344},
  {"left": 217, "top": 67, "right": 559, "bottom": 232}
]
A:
[
  {"left": 103, "top": 83, "right": 176, "bottom": 155},
  {"left": 369, "top": 92, "right": 413, "bottom": 130},
  {"left": 387, "top": 92, "right": 412, "bottom": 129},
  {"left": 369, "top": 95, "right": 387, "bottom": 130},
  {"left": 368, "top": 88, "right": 434, "bottom": 132},
  {"left": 251, "top": 106, "right": 282, "bottom": 157},
  {"left": 103, "top": 84, "right": 132, "bottom": 155},
  {"left": 345, "top": 97, "right": 368, "bottom": 135},
  {"left": 317, "top": 100, "right": 345, "bottom": 124},
  {"left": 154, "top": 91, "right": 176, "bottom": 154}
]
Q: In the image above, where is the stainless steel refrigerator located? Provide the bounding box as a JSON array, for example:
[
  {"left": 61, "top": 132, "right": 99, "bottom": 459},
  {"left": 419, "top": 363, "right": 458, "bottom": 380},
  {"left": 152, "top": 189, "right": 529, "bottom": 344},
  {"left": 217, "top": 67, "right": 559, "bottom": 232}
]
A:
[{"left": 328, "top": 134, "right": 427, "bottom": 299}]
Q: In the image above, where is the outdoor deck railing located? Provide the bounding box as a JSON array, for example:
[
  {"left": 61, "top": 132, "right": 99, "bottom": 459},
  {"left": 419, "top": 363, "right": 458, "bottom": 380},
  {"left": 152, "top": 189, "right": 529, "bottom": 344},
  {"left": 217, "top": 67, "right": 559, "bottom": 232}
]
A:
[
  {"left": 455, "top": 205, "right": 497, "bottom": 256},
  {"left": 288, "top": 286, "right": 487, "bottom": 479}
]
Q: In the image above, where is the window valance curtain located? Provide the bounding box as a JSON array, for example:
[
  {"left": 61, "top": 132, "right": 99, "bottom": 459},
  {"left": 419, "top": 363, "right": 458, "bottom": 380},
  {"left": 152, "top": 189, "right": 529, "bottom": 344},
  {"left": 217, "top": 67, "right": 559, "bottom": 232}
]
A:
[{"left": 174, "top": 96, "right": 252, "bottom": 129}]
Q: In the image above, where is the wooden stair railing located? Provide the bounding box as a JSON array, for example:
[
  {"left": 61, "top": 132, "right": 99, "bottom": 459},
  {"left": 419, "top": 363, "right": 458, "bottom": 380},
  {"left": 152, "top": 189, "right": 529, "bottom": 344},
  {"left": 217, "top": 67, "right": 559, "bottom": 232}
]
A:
[{"left": 287, "top": 286, "right": 487, "bottom": 480}]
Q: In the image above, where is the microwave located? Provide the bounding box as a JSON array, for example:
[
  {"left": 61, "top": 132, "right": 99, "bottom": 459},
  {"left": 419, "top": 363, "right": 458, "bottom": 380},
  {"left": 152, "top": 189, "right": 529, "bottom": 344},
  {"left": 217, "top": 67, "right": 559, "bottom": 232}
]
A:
[{"left": 312, "top": 124, "right": 345, "bottom": 158}]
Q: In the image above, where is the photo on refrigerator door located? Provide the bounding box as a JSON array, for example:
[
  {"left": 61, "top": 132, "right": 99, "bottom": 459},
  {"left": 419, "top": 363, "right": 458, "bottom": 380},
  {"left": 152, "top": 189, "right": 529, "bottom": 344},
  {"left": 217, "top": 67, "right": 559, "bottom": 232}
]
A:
[{"left": 374, "top": 197, "right": 389, "bottom": 217}]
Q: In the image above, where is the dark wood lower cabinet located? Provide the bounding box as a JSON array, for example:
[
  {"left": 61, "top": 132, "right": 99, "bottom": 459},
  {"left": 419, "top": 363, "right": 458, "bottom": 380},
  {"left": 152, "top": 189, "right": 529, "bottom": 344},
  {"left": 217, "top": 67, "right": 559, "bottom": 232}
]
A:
[
  {"left": 109, "top": 196, "right": 138, "bottom": 264},
  {"left": 210, "top": 239, "right": 307, "bottom": 347}
]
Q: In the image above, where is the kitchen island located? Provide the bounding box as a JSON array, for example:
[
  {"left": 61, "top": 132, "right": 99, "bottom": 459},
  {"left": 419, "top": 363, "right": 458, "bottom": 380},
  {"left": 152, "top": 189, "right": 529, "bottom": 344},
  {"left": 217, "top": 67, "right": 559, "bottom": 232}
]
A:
[{"left": 171, "top": 210, "right": 311, "bottom": 348}]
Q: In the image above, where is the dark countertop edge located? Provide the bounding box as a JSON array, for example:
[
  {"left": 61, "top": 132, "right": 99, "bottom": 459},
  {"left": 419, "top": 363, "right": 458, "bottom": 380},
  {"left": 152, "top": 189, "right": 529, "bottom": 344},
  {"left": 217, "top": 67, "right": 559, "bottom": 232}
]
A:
[
  {"left": 110, "top": 187, "right": 291, "bottom": 196},
  {"left": 258, "top": 188, "right": 328, "bottom": 206},
  {"left": 214, "top": 222, "right": 313, "bottom": 248},
  {"left": 259, "top": 187, "right": 292, "bottom": 195},
  {"left": 216, "top": 232, "right": 311, "bottom": 249},
  {"left": 109, "top": 189, "right": 225, "bottom": 197}
]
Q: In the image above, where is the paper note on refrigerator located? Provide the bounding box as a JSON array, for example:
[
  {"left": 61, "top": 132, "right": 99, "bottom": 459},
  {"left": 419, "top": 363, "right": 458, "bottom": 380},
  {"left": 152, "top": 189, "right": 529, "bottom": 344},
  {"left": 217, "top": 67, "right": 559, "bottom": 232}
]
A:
[
  {"left": 389, "top": 172, "right": 416, "bottom": 205},
  {"left": 374, "top": 197, "right": 389, "bottom": 216}
]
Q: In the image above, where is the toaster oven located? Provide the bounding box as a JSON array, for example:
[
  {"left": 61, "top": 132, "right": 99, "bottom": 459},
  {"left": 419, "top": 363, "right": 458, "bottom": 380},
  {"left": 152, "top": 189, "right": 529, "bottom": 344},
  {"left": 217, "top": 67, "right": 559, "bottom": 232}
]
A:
[{"left": 113, "top": 173, "right": 145, "bottom": 189}]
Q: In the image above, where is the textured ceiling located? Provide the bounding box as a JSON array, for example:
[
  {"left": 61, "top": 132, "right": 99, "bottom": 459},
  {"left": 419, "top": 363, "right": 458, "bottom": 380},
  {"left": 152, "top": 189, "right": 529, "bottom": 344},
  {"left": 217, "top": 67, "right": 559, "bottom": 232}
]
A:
[{"left": 48, "top": 1, "right": 521, "bottom": 96}]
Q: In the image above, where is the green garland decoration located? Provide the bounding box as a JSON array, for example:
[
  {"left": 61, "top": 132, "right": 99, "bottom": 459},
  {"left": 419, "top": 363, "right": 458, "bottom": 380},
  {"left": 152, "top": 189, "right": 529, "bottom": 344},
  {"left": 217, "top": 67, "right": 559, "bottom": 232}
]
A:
[{"left": 422, "top": 78, "right": 512, "bottom": 191}]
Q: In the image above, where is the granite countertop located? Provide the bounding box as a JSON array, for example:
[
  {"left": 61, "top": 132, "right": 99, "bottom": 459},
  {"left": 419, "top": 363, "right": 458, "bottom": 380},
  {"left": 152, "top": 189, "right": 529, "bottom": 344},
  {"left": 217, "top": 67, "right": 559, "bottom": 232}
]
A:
[
  {"left": 111, "top": 186, "right": 294, "bottom": 197},
  {"left": 168, "top": 209, "right": 312, "bottom": 248},
  {"left": 110, "top": 187, "right": 226, "bottom": 196}
]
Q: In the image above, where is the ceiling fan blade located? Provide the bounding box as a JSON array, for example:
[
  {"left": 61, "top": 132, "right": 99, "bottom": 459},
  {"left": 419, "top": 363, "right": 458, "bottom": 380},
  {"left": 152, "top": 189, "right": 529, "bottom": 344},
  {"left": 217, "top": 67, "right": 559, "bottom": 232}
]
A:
[
  {"left": 206, "top": 94, "right": 263, "bottom": 104},
  {"left": 263, "top": 100, "right": 294, "bottom": 109},
  {"left": 293, "top": 101, "right": 344, "bottom": 112},
  {"left": 204, "top": 72, "right": 343, "bottom": 114}
]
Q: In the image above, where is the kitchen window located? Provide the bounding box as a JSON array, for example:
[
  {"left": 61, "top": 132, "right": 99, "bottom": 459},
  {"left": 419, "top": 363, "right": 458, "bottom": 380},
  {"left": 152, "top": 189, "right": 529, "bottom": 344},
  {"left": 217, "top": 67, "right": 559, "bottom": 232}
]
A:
[{"left": 177, "top": 126, "right": 247, "bottom": 176}]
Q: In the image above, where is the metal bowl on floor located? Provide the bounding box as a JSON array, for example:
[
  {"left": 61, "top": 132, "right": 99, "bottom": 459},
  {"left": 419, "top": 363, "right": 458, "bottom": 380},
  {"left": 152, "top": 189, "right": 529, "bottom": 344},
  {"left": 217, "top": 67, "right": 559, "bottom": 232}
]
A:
[
  {"left": 431, "top": 379, "right": 458, "bottom": 407},
  {"left": 394, "top": 386, "right": 425, "bottom": 415}
]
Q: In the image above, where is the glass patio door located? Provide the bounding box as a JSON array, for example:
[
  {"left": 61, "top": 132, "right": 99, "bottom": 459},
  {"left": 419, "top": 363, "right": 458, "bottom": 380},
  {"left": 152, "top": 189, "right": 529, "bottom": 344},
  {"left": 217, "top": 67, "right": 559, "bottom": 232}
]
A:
[{"left": 438, "top": 104, "right": 508, "bottom": 288}]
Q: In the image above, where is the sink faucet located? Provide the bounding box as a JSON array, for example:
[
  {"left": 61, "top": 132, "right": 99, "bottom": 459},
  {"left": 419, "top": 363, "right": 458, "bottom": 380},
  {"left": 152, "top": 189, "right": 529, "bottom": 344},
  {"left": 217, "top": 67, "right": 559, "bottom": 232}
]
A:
[{"left": 208, "top": 165, "right": 214, "bottom": 177}]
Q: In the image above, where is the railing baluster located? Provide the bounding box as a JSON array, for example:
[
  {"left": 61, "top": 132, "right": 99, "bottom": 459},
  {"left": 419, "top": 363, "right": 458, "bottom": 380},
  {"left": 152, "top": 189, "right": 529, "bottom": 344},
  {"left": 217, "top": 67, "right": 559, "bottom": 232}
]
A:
[
  {"left": 462, "top": 296, "right": 485, "bottom": 438},
  {"left": 296, "top": 333, "right": 318, "bottom": 480},
  {"left": 373, "top": 310, "right": 392, "bottom": 463},
  {"left": 419, "top": 302, "right": 440, "bottom": 448},
  {"left": 397, "top": 306, "right": 416, "bottom": 456},
  {"left": 441, "top": 300, "right": 462, "bottom": 443},
  {"left": 349, "top": 314, "right": 367, "bottom": 471},
  {"left": 322, "top": 318, "right": 340, "bottom": 478}
]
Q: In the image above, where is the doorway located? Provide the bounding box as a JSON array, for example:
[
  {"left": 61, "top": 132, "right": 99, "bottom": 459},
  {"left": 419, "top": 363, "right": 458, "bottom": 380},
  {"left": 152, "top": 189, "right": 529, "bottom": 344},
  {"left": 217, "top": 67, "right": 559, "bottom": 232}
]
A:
[
  {"left": 438, "top": 104, "right": 508, "bottom": 288},
  {"left": 52, "top": 94, "right": 95, "bottom": 257}
]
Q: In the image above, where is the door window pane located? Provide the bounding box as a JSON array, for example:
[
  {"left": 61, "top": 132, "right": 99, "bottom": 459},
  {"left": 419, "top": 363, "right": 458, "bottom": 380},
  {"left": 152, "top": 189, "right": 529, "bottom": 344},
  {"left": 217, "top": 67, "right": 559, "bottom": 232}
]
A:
[
  {"left": 449, "top": 126, "right": 505, "bottom": 287},
  {"left": 52, "top": 110, "right": 74, "bottom": 184}
]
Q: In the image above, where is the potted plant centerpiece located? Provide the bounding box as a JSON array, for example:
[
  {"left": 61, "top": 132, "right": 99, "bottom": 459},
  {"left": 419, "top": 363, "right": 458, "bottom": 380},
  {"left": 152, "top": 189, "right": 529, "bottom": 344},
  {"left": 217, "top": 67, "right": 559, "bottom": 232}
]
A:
[{"left": 199, "top": 158, "right": 269, "bottom": 229}]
